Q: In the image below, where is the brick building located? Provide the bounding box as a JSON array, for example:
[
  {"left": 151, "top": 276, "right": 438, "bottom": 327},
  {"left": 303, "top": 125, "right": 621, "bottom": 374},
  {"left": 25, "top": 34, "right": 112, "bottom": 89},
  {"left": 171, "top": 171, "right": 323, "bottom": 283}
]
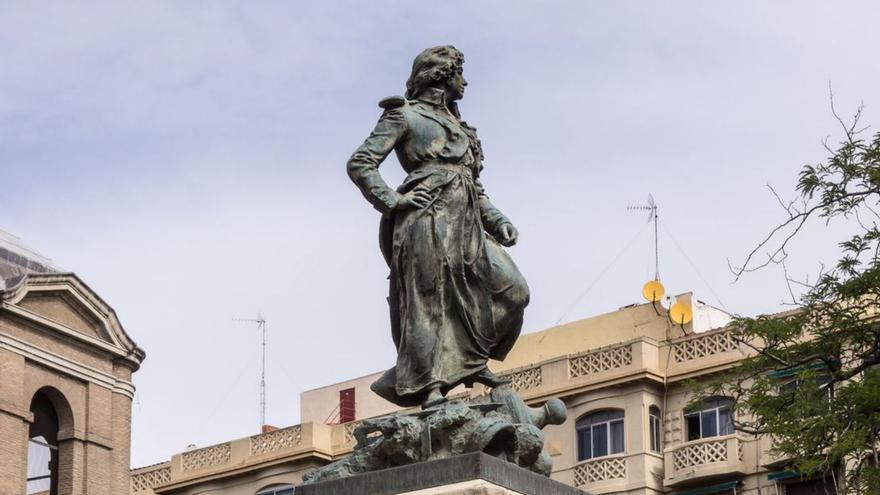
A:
[{"left": 0, "top": 229, "right": 145, "bottom": 494}]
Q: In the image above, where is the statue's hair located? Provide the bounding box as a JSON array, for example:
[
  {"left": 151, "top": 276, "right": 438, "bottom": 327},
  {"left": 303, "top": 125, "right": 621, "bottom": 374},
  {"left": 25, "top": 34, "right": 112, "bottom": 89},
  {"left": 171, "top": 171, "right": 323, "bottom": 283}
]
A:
[{"left": 405, "top": 46, "right": 464, "bottom": 99}]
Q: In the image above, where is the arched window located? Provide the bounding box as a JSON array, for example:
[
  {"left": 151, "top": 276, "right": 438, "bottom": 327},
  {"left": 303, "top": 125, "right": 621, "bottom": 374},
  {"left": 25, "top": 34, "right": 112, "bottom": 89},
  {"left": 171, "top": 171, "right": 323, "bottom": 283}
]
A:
[
  {"left": 648, "top": 405, "right": 661, "bottom": 452},
  {"left": 576, "top": 410, "right": 624, "bottom": 461},
  {"left": 684, "top": 397, "right": 734, "bottom": 441},
  {"left": 27, "top": 392, "right": 60, "bottom": 495},
  {"left": 256, "top": 484, "right": 295, "bottom": 495}
]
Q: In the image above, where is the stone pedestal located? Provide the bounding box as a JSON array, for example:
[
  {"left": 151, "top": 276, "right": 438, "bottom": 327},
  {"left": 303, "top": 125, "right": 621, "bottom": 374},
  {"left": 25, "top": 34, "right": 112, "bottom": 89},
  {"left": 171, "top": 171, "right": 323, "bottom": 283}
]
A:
[{"left": 296, "top": 452, "right": 588, "bottom": 495}]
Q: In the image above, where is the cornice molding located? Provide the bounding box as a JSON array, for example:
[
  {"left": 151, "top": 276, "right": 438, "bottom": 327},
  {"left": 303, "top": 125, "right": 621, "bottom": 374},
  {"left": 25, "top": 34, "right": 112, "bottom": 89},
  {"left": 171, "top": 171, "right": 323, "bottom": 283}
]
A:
[{"left": 0, "top": 331, "right": 136, "bottom": 399}]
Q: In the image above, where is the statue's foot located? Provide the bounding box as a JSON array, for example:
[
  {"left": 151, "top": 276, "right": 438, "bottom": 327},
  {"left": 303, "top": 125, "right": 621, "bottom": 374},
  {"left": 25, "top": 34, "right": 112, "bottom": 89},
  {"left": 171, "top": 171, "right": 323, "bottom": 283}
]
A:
[
  {"left": 472, "top": 368, "right": 511, "bottom": 388},
  {"left": 422, "top": 388, "right": 446, "bottom": 409}
]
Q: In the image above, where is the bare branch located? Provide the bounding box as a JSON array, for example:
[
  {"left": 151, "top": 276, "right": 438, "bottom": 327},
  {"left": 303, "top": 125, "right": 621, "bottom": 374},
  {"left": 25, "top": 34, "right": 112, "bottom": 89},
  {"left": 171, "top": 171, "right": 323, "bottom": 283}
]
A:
[
  {"left": 829, "top": 82, "right": 850, "bottom": 139},
  {"left": 781, "top": 257, "right": 800, "bottom": 305},
  {"left": 731, "top": 191, "right": 876, "bottom": 280},
  {"left": 829, "top": 82, "right": 863, "bottom": 143},
  {"left": 730, "top": 333, "right": 792, "bottom": 367},
  {"left": 768, "top": 183, "right": 797, "bottom": 217},
  {"left": 853, "top": 208, "right": 872, "bottom": 234},
  {"left": 862, "top": 201, "right": 880, "bottom": 221},
  {"left": 730, "top": 204, "right": 818, "bottom": 280}
]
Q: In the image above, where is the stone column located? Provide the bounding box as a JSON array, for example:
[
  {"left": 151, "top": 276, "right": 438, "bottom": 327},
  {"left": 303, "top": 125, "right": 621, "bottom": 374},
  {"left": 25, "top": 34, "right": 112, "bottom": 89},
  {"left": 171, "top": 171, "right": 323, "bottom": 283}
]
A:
[
  {"left": 111, "top": 390, "right": 133, "bottom": 495},
  {"left": 0, "top": 348, "right": 28, "bottom": 494},
  {"left": 0, "top": 409, "right": 29, "bottom": 494},
  {"left": 84, "top": 382, "right": 114, "bottom": 495},
  {"left": 56, "top": 436, "right": 85, "bottom": 495}
]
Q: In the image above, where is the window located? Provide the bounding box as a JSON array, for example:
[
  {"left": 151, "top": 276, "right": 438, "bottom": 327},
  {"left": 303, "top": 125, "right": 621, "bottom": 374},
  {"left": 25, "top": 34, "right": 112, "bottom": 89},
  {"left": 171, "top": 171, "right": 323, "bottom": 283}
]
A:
[
  {"left": 27, "top": 436, "right": 56, "bottom": 495},
  {"left": 685, "top": 398, "right": 734, "bottom": 441},
  {"left": 779, "top": 374, "right": 832, "bottom": 402},
  {"left": 28, "top": 392, "right": 60, "bottom": 495},
  {"left": 648, "top": 406, "right": 661, "bottom": 452},
  {"left": 256, "top": 484, "right": 295, "bottom": 495},
  {"left": 576, "top": 410, "right": 625, "bottom": 461}
]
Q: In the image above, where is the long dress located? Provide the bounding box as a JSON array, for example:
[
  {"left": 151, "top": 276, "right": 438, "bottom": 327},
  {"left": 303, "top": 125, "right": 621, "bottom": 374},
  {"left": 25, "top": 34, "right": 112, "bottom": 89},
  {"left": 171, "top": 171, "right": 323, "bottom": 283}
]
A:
[{"left": 347, "top": 88, "right": 530, "bottom": 407}]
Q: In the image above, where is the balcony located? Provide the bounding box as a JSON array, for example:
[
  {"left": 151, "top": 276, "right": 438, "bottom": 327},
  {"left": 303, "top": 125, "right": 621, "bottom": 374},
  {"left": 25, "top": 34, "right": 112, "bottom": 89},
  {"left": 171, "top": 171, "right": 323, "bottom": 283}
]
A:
[
  {"left": 664, "top": 436, "right": 746, "bottom": 487},
  {"left": 568, "top": 452, "right": 664, "bottom": 494},
  {"left": 573, "top": 454, "right": 628, "bottom": 494}
]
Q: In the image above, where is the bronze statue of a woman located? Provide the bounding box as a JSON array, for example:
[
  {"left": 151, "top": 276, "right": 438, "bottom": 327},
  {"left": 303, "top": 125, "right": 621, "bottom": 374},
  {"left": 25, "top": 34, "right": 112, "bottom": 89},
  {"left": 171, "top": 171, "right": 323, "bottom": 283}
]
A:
[{"left": 347, "top": 46, "right": 529, "bottom": 409}]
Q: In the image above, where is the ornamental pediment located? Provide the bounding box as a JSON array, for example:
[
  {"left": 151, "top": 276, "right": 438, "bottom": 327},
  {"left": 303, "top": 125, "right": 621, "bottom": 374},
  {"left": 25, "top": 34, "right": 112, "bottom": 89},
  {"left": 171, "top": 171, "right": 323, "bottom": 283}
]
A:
[
  {"left": 17, "top": 290, "right": 110, "bottom": 342},
  {"left": 1, "top": 273, "right": 144, "bottom": 367}
]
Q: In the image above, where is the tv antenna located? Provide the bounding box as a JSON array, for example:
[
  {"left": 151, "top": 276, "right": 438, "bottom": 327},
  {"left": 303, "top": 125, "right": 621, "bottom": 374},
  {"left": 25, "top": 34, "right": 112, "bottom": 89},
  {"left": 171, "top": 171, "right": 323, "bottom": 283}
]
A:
[
  {"left": 627, "top": 195, "right": 693, "bottom": 326},
  {"left": 234, "top": 314, "right": 267, "bottom": 429},
  {"left": 628, "top": 194, "right": 659, "bottom": 281}
]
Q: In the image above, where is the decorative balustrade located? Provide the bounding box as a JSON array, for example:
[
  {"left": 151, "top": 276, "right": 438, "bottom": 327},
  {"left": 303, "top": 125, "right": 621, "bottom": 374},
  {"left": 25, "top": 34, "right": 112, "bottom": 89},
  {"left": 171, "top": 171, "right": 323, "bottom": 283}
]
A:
[
  {"left": 343, "top": 420, "right": 362, "bottom": 445},
  {"left": 573, "top": 456, "right": 627, "bottom": 486},
  {"left": 250, "top": 425, "right": 303, "bottom": 455},
  {"left": 569, "top": 343, "right": 633, "bottom": 378},
  {"left": 672, "top": 330, "right": 737, "bottom": 362},
  {"left": 502, "top": 365, "right": 543, "bottom": 392},
  {"left": 672, "top": 437, "right": 739, "bottom": 471},
  {"left": 130, "top": 465, "right": 171, "bottom": 492},
  {"left": 181, "top": 442, "right": 232, "bottom": 472}
]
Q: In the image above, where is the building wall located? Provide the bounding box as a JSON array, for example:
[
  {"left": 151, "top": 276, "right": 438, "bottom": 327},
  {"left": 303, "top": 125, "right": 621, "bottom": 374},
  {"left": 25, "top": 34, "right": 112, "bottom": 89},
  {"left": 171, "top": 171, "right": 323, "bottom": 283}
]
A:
[
  {"left": 0, "top": 346, "right": 30, "bottom": 494},
  {"left": 299, "top": 372, "right": 395, "bottom": 425},
  {"left": 0, "top": 273, "right": 143, "bottom": 495},
  {"left": 135, "top": 297, "right": 812, "bottom": 495},
  {"left": 164, "top": 461, "right": 321, "bottom": 495}
]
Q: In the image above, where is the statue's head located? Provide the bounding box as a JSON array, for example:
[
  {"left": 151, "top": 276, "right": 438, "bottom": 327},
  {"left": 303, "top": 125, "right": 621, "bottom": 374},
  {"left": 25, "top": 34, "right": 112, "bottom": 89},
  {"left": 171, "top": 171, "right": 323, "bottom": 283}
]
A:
[{"left": 405, "top": 45, "right": 466, "bottom": 101}]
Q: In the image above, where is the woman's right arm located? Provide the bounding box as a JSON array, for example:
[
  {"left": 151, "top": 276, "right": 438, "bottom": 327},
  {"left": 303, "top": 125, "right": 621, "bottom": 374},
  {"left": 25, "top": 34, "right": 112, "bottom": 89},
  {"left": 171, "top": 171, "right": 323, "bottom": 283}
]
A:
[{"left": 346, "top": 107, "right": 408, "bottom": 214}]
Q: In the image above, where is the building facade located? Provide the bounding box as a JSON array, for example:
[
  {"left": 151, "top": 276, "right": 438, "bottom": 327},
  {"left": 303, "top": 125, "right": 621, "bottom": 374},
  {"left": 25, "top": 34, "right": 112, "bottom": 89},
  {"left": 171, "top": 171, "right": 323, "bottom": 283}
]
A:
[
  {"left": 129, "top": 293, "right": 829, "bottom": 495},
  {"left": 0, "top": 230, "right": 145, "bottom": 495}
]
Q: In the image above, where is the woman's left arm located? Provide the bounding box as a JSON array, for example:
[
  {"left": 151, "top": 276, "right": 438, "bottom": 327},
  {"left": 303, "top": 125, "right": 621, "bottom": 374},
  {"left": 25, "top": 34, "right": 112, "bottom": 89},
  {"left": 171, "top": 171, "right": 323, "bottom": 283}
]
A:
[
  {"left": 465, "top": 122, "right": 518, "bottom": 246},
  {"left": 475, "top": 179, "right": 518, "bottom": 246}
]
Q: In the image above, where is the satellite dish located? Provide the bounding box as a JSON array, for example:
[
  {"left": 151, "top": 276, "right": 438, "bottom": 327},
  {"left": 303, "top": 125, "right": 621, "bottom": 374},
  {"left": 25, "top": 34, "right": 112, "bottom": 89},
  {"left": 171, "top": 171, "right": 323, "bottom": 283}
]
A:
[
  {"left": 642, "top": 279, "right": 665, "bottom": 302},
  {"left": 669, "top": 301, "right": 693, "bottom": 325}
]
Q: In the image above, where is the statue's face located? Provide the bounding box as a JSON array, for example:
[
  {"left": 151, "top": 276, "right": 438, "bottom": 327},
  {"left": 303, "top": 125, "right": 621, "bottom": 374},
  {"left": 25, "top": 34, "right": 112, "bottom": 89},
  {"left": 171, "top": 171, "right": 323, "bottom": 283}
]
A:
[{"left": 446, "top": 66, "right": 467, "bottom": 101}]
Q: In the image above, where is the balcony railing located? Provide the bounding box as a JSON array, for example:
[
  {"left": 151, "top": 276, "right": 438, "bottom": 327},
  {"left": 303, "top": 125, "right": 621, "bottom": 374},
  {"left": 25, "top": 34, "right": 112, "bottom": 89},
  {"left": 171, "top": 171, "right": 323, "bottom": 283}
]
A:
[
  {"left": 672, "top": 330, "right": 739, "bottom": 363},
  {"left": 569, "top": 343, "right": 633, "bottom": 378},
  {"left": 343, "top": 420, "right": 362, "bottom": 445},
  {"left": 250, "top": 425, "right": 303, "bottom": 456},
  {"left": 672, "top": 437, "right": 735, "bottom": 471},
  {"left": 181, "top": 442, "right": 231, "bottom": 472},
  {"left": 573, "top": 455, "right": 627, "bottom": 486},
  {"left": 130, "top": 463, "right": 171, "bottom": 493},
  {"left": 665, "top": 436, "right": 745, "bottom": 487},
  {"left": 501, "top": 364, "right": 543, "bottom": 393}
]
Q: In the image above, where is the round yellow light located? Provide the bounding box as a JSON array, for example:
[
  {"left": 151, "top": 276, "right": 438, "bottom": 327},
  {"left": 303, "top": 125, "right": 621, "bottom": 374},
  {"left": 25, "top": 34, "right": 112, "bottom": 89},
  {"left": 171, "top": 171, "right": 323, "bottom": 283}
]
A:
[
  {"left": 642, "top": 280, "right": 665, "bottom": 302},
  {"left": 669, "top": 301, "right": 693, "bottom": 325}
]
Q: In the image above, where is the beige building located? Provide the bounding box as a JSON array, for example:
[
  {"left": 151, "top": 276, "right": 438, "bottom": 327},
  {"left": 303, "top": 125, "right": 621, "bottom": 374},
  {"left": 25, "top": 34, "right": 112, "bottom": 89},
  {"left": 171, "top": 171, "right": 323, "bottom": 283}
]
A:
[
  {"left": 131, "top": 291, "right": 835, "bottom": 495},
  {"left": 0, "top": 230, "right": 145, "bottom": 495}
]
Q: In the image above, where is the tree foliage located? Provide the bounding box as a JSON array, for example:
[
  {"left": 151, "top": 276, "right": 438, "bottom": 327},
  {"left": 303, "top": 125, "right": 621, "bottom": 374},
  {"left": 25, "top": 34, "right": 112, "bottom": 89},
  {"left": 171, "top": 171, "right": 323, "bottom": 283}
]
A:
[{"left": 713, "top": 101, "right": 880, "bottom": 494}]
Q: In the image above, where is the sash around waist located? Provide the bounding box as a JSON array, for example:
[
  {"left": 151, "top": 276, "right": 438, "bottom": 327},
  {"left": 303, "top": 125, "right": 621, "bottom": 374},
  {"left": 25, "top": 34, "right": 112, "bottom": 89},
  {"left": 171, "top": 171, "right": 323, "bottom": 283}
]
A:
[{"left": 398, "top": 162, "right": 475, "bottom": 193}]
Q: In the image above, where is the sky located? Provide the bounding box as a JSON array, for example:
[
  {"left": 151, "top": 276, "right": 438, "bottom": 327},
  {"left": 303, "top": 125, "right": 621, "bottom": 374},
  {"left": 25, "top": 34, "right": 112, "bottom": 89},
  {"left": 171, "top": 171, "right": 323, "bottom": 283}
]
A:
[{"left": 1, "top": 1, "right": 879, "bottom": 468}]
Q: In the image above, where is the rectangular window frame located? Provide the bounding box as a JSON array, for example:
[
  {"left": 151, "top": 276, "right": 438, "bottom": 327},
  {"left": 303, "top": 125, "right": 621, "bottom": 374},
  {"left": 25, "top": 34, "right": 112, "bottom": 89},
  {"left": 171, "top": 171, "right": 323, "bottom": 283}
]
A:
[
  {"left": 579, "top": 418, "right": 625, "bottom": 460},
  {"left": 649, "top": 411, "right": 661, "bottom": 452},
  {"left": 684, "top": 405, "right": 733, "bottom": 441}
]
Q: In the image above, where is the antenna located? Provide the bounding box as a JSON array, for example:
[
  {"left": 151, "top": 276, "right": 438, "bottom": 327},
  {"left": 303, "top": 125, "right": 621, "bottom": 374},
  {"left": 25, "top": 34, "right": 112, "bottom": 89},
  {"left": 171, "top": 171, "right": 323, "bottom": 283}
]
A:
[
  {"left": 627, "top": 194, "right": 659, "bottom": 280},
  {"left": 234, "top": 314, "right": 267, "bottom": 430},
  {"left": 627, "top": 197, "right": 693, "bottom": 327}
]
